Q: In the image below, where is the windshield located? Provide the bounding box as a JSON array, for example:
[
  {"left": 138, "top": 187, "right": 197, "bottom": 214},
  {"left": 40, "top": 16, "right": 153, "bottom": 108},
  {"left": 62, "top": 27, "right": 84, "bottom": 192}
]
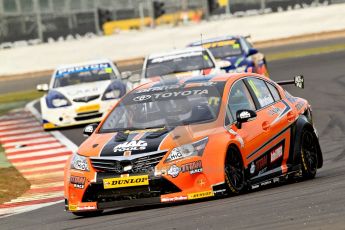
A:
[
  {"left": 100, "top": 82, "right": 225, "bottom": 133},
  {"left": 203, "top": 39, "right": 243, "bottom": 59},
  {"left": 145, "top": 51, "right": 215, "bottom": 78},
  {"left": 53, "top": 63, "right": 116, "bottom": 88}
]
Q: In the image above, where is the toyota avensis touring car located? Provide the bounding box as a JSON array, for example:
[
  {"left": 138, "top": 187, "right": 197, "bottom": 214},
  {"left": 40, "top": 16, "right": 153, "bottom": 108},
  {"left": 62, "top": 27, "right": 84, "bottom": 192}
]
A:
[{"left": 64, "top": 73, "right": 323, "bottom": 216}]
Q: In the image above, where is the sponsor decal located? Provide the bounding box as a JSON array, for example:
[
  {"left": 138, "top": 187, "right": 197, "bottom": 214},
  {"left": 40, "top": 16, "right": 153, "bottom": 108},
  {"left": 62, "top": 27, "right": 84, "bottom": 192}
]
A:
[
  {"left": 258, "top": 167, "right": 267, "bottom": 175},
  {"left": 167, "top": 160, "right": 203, "bottom": 178},
  {"left": 167, "top": 165, "right": 180, "bottom": 178},
  {"left": 133, "top": 95, "right": 152, "bottom": 102},
  {"left": 255, "top": 155, "right": 267, "bottom": 172},
  {"left": 270, "top": 145, "right": 283, "bottom": 163},
  {"left": 70, "top": 176, "right": 86, "bottom": 189},
  {"left": 187, "top": 190, "right": 214, "bottom": 200},
  {"left": 68, "top": 203, "right": 97, "bottom": 211},
  {"left": 57, "top": 63, "right": 111, "bottom": 76},
  {"left": 103, "top": 175, "right": 149, "bottom": 189},
  {"left": 113, "top": 140, "right": 147, "bottom": 152},
  {"left": 268, "top": 107, "right": 282, "bottom": 116},
  {"left": 166, "top": 149, "right": 183, "bottom": 162},
  {"left": 295, "top": 101, "right": 305, "bottom": 111},
  {"left": 75, "top": 104, "right": 100, "bottom": 114},
  {"left": 250, "top": 162, "right": 255, "bottom": 174},
  {"left": 151, "top": 52, "right": 202, "bottom": 63},
  {"left": 239, "top": 111, "right": 251, "bottom": 119},
  {"left": 68, "top": 204, "right": 78, "bottom": 211},
  {"left": 131, "top": 89, "right": 209, "bottom": 102},
  {"left": 161, "top": 196, "right": 188, "bottom": 203},
  {"left": 213, "top": 188, "right": 227, "bottom": 195},
  {"left": 260, "top": 180, "right": 272, "bottom": 186},
  {"left": 202, "top": 40, "right": 237, "bottom": 49}
]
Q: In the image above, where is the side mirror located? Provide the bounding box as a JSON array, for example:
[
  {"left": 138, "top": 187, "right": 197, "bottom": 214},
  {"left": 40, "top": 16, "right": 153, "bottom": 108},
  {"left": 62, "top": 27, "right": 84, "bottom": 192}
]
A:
[
  {"left": 247, "top": 48, "right": 258, "bottom": 57},
  {"left": 37, "top": 83, "right": 49, "bottom": 92},
  {"left": 121, "top": 71, "right": 132, "bottom": 79},
  {"left": 216, "top": 60, "right": 232, "bottom": 69},
  {"left": 83, "top": 123, "right": 99, "bottom": 137},
  {"left": 236, "top": 109, "right": 257, "bottom": 129}
]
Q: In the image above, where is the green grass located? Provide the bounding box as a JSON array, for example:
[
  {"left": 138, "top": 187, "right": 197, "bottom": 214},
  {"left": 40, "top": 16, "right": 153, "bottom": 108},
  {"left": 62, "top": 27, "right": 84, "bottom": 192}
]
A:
[
  {"left": 0, "top": 90, "right": 44, "bottom": 115},
  {"left": 266, "top": 43, "right": 345, "bottom": 61},
  {"left": 0, "top": 89, "right": 44, "bottom": 104}
]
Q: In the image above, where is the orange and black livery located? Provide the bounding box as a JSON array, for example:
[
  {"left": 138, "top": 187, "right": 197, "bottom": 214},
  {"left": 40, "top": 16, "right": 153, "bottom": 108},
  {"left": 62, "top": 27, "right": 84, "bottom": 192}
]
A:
[{"left": 64, "top": 73, "right": 322, "bottom": 216}]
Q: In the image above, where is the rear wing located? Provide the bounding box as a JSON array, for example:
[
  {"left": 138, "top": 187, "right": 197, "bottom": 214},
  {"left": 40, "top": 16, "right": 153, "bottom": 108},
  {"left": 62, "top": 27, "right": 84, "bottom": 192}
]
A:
[{"left": 277, "top": 75, "right": 304, "bottom": 89}]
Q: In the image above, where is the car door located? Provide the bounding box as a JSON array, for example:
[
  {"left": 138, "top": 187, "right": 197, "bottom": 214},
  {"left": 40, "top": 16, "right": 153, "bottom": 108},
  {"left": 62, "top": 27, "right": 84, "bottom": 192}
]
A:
[
  {"left": 244, "top": 77, "right": 293, "bottom": 180},
  {"left": 225, "top": 79, "right": 269, "bottom": 175}
]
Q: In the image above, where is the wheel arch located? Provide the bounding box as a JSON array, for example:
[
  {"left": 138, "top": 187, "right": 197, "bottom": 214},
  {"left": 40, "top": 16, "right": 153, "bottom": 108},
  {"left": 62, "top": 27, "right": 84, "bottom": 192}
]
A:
[{"left": 292, "top": 115, "right": 323, "bottom": 169}]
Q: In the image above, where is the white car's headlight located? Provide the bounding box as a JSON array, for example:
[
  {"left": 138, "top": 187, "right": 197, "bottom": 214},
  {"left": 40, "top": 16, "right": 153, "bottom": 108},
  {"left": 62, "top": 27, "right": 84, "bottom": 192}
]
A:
[
  {"left": 70, "top": 153, "right": 89, "bottom": 171},
  {"left": 52, "top": 98, "right": 69, "bottom": 107},
  {"left": 165, "top": 137, "right": 208, "bottom": 162}
]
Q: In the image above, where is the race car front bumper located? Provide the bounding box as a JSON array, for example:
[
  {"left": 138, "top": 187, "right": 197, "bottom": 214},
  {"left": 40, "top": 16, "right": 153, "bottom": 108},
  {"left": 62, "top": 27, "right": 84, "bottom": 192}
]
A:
[
  {"left": 66, "top": 172, "right": 218, "bottom": 212},
  {"left": 41, "top": 99, "right": 118, "bottom": 129}
]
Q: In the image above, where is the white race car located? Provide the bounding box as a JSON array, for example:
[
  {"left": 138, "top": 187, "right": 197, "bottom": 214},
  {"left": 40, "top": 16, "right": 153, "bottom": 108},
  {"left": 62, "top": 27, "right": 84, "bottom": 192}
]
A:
[
  {"left": 141, "top": 46, "right": 229, "bottom": 83},
  {"left": 37, "top": 59, "right": 129, "bottom": 130}
]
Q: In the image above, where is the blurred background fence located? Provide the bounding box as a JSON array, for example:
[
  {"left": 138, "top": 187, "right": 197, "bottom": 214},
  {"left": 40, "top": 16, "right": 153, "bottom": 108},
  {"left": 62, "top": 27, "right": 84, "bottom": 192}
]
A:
[{"left": 1, "top": 0, "right": 345, "bottom": 47}]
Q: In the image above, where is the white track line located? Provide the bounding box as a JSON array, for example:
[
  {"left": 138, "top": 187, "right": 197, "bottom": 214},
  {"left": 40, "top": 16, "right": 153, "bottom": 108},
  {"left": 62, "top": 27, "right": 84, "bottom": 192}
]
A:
[{"left": 26, "top": 100, "right": 79, "bottom": 153}]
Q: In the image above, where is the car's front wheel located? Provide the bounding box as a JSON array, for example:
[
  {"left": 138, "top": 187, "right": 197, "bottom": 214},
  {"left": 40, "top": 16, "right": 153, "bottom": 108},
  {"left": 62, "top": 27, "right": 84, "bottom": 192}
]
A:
[
  {"left": 224, "top": 146, "right": 246, "bottom": 195},
  {"left": 300, "top": 129, "right": 319, "bottom": 179}
]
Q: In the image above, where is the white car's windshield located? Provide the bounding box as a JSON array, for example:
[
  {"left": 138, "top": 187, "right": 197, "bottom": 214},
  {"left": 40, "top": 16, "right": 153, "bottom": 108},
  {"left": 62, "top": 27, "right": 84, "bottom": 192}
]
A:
[
  {"left": 145, "top": 51, "right": 215, "bottom": 78},
  {"left": 53, "top": 63, "right": 116, "bottom": 88},
  {"left": 100, "top": 81, "right": 225, "bottom": 133},
  {"left": 203, "top": 39, "right": 243, "bottom": 59}
]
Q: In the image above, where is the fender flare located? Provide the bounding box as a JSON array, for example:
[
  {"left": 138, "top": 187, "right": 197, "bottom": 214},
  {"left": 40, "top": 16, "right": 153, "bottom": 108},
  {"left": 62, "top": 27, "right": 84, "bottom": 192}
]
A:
[{"left": 292, "top": 115, "right": 323, "bottom": 169}]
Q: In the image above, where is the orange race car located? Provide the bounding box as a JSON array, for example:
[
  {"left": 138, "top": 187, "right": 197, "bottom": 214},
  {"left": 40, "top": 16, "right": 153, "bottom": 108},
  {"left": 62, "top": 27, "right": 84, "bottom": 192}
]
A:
[{"left": 64, "top": 73, "right": 323, "bottom": 216}]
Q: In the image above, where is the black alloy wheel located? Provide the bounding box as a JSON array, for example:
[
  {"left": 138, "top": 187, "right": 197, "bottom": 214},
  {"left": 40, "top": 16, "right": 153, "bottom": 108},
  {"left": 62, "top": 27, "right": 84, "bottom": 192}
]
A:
[
  {"left": 300, "top": 129, "right": 318, "bottom": 179},
  {"left": 224, "top": 146, "right": 246, "bottom": 194}
]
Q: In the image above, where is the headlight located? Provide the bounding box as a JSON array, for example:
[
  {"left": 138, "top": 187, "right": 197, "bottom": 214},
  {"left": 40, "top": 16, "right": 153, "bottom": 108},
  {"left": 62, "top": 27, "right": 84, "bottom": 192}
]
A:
[
  {"left": 102, "top": 80, "right": 126, "bottom": 100},
  {"left": 46, "top": 90, "right": 71, "bottom": 108},
  {"left": 165, "top": 137, "right": 208, "bottom": 162},
  {"left": 70, "top": 153, "right": 89, "bottom": 171}
]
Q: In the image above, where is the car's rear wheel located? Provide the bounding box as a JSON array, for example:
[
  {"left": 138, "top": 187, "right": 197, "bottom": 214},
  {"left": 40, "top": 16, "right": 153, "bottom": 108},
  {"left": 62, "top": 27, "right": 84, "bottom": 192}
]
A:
[
  {"left": 300, "top": 129, "right": 318, "bottom": 179},
  {"left": 224, "top": 146, "right": 246, "bottom": 195},
  {"left": 72, "top": 210, "right": 103, "bottom": 217}
]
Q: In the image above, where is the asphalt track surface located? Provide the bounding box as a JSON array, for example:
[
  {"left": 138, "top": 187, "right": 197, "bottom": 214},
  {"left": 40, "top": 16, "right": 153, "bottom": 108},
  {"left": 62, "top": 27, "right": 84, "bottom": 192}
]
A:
[{"left": 2, "top": 50, "right": 345, "bottom": 229}]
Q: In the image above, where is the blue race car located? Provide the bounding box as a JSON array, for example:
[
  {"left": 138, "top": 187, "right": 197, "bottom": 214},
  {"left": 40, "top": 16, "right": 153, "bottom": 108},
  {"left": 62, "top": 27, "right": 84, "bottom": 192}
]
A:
[{"left": 189, "top": 35, "right": 269, "bottom": 77}]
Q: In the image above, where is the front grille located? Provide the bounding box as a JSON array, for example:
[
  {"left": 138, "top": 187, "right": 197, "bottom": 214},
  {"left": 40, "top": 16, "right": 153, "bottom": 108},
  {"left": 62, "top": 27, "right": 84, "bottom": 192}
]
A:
[
  {"left": 73, "top": 95, "right": 100, "bottom": 103},
  {"left": 74, "top": 113, "right": 102, "bottom": 121},
  {"left": 90, "top": 150, "right": 167, "bottom": 174}
]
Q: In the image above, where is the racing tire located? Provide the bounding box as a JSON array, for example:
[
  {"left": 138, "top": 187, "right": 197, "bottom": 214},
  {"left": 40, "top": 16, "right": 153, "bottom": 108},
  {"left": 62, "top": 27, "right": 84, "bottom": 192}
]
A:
[
  {"left": 72, "top": 210, "right": 104, "bottom": 217},
  {"left": 300, "top": 129, "right": 319, "bottom": 180},
  {"left": 224, "top": 146, "right": 246, "bottom": 195}
]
